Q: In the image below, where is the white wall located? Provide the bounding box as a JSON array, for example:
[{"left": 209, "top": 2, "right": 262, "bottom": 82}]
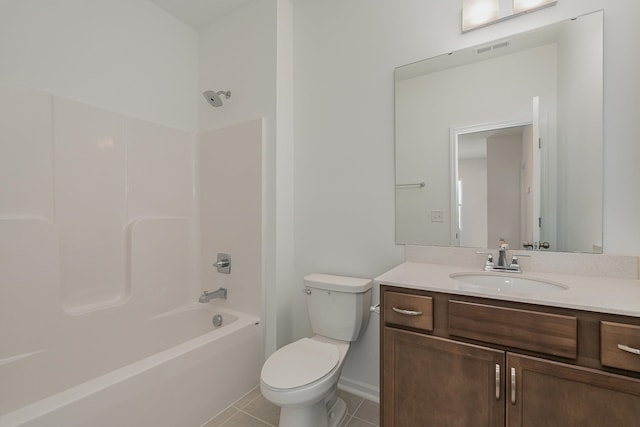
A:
[
  {"left": 292, "top": 0, "right": 640, "bottom": 397},
  {"left": 0, "top": 0, "right": 198, "bottom": 132},
  {"left": 556, "top": 11, "right": 604, "bottom": 252},
  {"left": 459, "top": 158, "right": 488, "bottom": 247},
  {"left": 198, "top": 0, "right": 276, "bottom": 134}
]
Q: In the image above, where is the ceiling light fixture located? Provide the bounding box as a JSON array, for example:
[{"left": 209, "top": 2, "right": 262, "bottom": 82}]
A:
[
  {"left": 462, "top": 0, "right": 500, "bottom": 30},
  {"left": 513, "top": 0, "right": 556, "bottom": 14},
  {"left": 462, "top": 0, "right": 557, "bottom": 32}
]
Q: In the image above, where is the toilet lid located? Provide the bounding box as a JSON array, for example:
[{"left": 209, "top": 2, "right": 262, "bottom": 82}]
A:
[{"left": 261, "top": 338, "right": 340, "bottom": 390}]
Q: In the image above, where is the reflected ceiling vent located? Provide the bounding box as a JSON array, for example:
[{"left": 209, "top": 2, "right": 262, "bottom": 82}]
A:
[{"left": 475, "top": 40, "right": 511, "bottom": 55}]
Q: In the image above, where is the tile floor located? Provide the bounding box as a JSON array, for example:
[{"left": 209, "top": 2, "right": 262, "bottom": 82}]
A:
[{"left": 203, "top": 387, "right": 379, "bottom": 427}]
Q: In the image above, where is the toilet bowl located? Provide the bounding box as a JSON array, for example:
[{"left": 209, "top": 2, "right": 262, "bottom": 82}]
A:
[
  {"left": 260, "top": 273, "right": 372, "bottom": 427},
  {"left": 261, "top": 336, "right": 350, "bottom": 427}
]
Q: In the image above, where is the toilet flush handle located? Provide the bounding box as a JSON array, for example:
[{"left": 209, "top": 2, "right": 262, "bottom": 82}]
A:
[{"left": 302, "top": 288, "right": 311, "bottom": 295}]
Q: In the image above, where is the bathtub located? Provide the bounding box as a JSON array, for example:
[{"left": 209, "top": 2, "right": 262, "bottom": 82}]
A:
[{"left": 0, "top": 304, "right": 262, "bottom": 427}]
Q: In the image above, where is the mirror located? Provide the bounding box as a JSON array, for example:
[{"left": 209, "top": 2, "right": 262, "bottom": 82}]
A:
[{"left": 395, "top": 10, "right": 603, "bottom": 253}]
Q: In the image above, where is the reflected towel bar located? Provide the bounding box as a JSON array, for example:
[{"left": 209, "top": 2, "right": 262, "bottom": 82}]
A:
[{"left": 396, "top": 182, "right": 426, "bottom": 188}]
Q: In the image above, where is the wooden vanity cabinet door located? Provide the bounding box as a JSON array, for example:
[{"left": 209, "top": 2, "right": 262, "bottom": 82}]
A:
[
  {"left": 507, "top": 353, "right": 640, "bottom": 427},
  {"left": 383, "top": 327, "right": 504, "bottom": 427}
]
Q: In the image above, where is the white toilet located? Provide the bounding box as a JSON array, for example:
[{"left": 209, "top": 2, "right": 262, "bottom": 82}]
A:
[{"left": 260, "top": 273, "right": 373, "bottom": 427}]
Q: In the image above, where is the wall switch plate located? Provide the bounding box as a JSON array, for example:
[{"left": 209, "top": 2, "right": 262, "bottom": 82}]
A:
[{"left": 431, "top": 210, "right": 444, "bottom": 222}]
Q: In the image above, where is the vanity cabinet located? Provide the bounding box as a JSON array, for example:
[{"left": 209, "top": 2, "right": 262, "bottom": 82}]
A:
[
  {"left": 508, "top": 353, "right": 640, "bottom": 426},
  {"left": 380, "top": 285, "right": 640, "bottom": 427},
  {"left": 384, "top": 327, "right": 505, "bottom": 426}
]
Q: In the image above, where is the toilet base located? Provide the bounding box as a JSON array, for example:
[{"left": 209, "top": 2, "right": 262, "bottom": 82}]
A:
[
  {"left": 327, "top": 396, "right": 347, "bottom": 427},
  {"left": 278, "top": 396, "right": 347, "bottom": 427}
]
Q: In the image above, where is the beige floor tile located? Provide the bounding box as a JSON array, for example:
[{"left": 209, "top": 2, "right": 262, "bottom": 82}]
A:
[
  {"left": 345, "top": 415, "right": 377, "bottom": 427},
  {"left": 216, "top": 385, "right": 378, "bottom": 427},
  {"left": 202, "top": 407, "right": 238, "bottom": 427},
  {"left": 219, "top": 411, "right": 272, "bottom": 427},
  {"left": 241, "top": 393, "right": 281, "bottom": 426},
  {"left": 353, "top": 399, "right": 379, "bottom": 425},
  {"left": 232, "top": 386, "right": 262, "bottom": 409},
  {"left": 337, "top": 389, "right": 364, "bottom": 415}
]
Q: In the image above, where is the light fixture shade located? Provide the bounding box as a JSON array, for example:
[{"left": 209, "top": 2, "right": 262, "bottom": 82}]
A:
[
  {"left": 513, "top": 0, "right": 557, "bottom": 15},
  {"left": 462, "top": 0, "right": 500, "bottom": 32}
]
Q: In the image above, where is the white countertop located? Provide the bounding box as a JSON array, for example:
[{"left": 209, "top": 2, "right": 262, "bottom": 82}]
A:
[{"left": 375, "top": 261, "right": 640, "bottom": 317}]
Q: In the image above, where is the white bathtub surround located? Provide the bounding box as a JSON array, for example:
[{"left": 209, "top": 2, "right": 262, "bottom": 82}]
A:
[
  {"left": 198, "top": 119, "right": 263, "bottom": 317},
  {"left": 0, "top": 306, "right": 261, "bottom": 427},
  {"left": 0, "top": 84, "right": 196, "bottom": 317},
  {"left": 0, "top": 83, "right": 265, "bottom": 425}
]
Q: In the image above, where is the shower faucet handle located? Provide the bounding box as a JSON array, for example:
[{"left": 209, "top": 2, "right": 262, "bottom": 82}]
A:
[{"left": 213, "top": 253, "right": 231, "bottom": 274}]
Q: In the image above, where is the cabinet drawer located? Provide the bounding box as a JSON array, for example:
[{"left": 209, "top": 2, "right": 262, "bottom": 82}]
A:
[
  {"left": 601, "top": 321, "right": 640, "bottom": 373},
  {"left": 449, "top": 300, "right": 577, "bottom": 359},
  {"left": 384, "top": 291, "right": 433, "bottom": 331}
]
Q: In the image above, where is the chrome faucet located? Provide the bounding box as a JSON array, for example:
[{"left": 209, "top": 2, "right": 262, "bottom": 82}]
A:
[
  {"left": 199, "top": 287, "right": 227, "bottom": 303},
  {"left": 479, "top": 240, "right": 524, "bottom": 273},
  {"left": 497, "top": 242, "right": 509, "bottom": 268}
]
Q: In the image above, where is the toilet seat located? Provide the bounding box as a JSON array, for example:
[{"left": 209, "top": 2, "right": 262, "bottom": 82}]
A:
[{"left": 261, "top": 338, "right": 339, "bottom": 390}]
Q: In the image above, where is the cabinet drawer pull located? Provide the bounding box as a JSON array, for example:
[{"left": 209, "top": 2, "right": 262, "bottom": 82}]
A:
[
  {"left": 618, "top": 344, "right": 640, "bottom": 355},
  {"left": 392, "top": 307, "right": 423, "bottom": 316},
  {"left": 495, "top": 364, "right": 501, "bottom": 400},
  {"left": 510, "top": 368, "right": 517, "bottom": 405}
]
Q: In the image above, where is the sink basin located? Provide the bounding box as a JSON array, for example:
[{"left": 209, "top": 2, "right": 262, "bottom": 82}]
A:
[{"left": 449, "top": 272, "right": 568, "bottom": 294}]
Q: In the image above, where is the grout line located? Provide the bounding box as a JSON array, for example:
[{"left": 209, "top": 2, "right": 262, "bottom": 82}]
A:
[
  {"left": 231, "top": 388, "right": 260, "bottom": 410},
  {"left": 219, "top": 389, "right": 377, "bottom": 427},
  {"left": 351, "top": 398, "right": 380, "bottom": 426},
  {"left": 236, "top": 408, "right": 275, "bottom": 426},
  {"left": 349, "top": 414, "right": 379, "bottom": 426},
  {"left": 206, "top": 407, "right": 238, "bottom": 427},
  {"left": 351, "top": 398, "right": 364, "bottom": 417}
]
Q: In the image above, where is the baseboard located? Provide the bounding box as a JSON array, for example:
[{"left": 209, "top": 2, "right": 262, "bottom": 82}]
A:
[{"left": 338, "top": 377, "right": 379, "bottom": 403}]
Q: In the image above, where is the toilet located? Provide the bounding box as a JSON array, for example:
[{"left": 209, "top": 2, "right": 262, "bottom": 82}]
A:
[{"left": 260, "top": 273, "right": 373, "bottom": 427}]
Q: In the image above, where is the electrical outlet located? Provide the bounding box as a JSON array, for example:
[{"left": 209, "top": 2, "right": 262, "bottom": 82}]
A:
[{"left": 431, "top": 210, "right": 444, "bottom": 222}]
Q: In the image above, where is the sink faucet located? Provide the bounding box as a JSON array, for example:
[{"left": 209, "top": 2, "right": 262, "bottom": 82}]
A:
[
  {"left": 479, "top": 239, "right": 525, "bottom": 273},
  {"left": 497, "top": 240, "right": 509, "bottom": 268},
  {"left": 199, "top": 287, "right": 227, "bottom": 303}
]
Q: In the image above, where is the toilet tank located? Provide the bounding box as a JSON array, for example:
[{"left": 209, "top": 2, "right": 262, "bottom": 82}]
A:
[{"left": 304, "top": 273, "right": 373, "bottom": 341}]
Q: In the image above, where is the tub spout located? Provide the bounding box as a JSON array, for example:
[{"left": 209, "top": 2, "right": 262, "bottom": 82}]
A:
[{"left": 199, "top": 288, "right": 227, "bottom": 303}]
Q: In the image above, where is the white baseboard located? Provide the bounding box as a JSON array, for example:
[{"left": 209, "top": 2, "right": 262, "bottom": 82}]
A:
[{"left": 338, "top": 377, "right": 379, "bottom": 403}]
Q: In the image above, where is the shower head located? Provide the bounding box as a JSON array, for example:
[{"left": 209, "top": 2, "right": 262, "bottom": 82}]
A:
[{"left": 203, "top": 90, "right": 231, "bottom": 107}]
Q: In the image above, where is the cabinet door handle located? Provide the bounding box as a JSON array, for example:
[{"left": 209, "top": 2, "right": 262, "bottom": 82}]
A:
[
  {"left": 391, "top": 307, "right": 423, "bottom": 316},
  {"left": 495, "top": 364, "right": 501, "bottom": 400},
  {"left": 510, "top": 367, "right": 517, "bottom": 405},
  {"left": 618, "top": 344, "right": 640, "bottom": 355}
]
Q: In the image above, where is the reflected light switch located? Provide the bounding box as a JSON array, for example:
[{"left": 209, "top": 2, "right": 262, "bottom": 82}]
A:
[{"left": 431, "top": 210, "right": 445, "bottom": 222}]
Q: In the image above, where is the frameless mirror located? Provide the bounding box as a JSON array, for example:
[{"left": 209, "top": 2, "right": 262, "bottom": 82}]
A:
[{"left": 395, "top": 10, "right": 603, "bottom": 253}]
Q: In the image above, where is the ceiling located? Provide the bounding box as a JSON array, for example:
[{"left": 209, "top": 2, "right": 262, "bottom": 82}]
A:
[{"left": 148, "top": 0, "right": 254, "bottom": 30}]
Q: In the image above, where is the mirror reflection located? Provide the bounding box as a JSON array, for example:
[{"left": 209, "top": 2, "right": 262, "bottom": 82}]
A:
[{"left": 395, "top": 10, "right": 603, "bottom": 253}]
